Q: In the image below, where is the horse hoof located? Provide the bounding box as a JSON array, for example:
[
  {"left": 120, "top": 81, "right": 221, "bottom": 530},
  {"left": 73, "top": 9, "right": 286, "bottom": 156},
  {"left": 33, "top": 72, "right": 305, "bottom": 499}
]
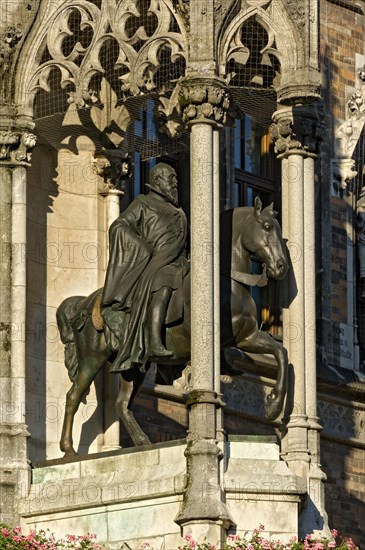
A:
[
  {"left": 264, "top": 392, "right": 284, "bottom": 421},
  {"left": 60, "top": 444, "right": 78, "bottom": 457},
  {"left": 135, "top": 436, "right": 151, "bottom": 446}
]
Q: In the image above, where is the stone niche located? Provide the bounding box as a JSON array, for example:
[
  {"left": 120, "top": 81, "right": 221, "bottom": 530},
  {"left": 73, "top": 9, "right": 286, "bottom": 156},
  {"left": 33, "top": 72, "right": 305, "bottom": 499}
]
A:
[{"left": 26, "top": 136, "right": 108, "bottom": 462}]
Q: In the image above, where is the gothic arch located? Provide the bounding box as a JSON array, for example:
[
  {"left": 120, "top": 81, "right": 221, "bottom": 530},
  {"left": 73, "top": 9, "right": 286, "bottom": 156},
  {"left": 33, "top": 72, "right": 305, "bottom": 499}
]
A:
[
  {"left": 13, "top": 0, "right": 188, "bottom": 119},
  {"left": 216, "top": 0, "right": 305, "bottom": 98}
]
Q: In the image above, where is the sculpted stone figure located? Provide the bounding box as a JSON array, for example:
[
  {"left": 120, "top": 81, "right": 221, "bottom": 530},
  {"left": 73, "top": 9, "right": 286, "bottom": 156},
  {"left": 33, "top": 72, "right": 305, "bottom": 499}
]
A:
[{"left": 101, "top": 163, "right": 189, "bottom": 372}]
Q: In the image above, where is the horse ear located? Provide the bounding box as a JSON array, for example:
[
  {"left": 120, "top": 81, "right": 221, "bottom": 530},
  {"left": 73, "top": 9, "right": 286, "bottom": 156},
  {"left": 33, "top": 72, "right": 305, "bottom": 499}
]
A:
[
  {"left": 265, "top": 202, "right": 278, "bottom": 218},
  {"left": 254, "top": 196, "right": 262, "bottom": 218}
]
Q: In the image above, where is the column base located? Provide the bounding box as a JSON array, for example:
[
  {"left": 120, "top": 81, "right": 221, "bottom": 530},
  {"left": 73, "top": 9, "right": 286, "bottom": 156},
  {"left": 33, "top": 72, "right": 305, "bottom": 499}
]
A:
[
  {"left": 175, "top": 439, "right": 235, "bottom": 532},
  {"left": 179, "top": 520, "right": 229, "bottom": 547},
  {"left": 299, "top": 464, "right": 331, "bottom": 540},
  {"left": 0, "top": 423, "right": 30, "bottom": 525}
]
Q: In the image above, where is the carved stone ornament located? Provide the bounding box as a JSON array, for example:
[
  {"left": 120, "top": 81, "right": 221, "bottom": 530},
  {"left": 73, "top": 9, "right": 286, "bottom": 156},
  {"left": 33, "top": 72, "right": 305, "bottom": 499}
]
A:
[
  {"left": 318, "top": 399, "right": 365, "bottom": 443},
  {"left": 333, "top": 67, "right": 365, "bottom": 189},
  {"left": 158, "top": 78, "right": 238, "bottom": 137},
  {"left": 332, "top": 158, "right": 358, "bottom": 191},
  {"left": 93, "top": 151, "right": 131, "bottom": 192},
  {"left": 179, "top": 80, "right": 236, "bottom": 125},
  {"left": 27, "top": 0, "right": 187, "bottom": 110},
  {"left": 0, "top": 27, "right": 23, "bottom": 81},
  {"left": 286, "top": 0, "right": 306, "bottom": 29},
  {"left": 0, "top": 130, "right": 36, "bottom": 164},
  {"left": 270, "top": 115, "right": 325, "bottom": 156}
]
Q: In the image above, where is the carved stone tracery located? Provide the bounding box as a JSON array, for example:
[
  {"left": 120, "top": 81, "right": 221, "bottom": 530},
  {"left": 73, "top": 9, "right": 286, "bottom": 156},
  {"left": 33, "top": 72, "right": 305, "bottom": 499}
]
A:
[
  {"left": 25, "top": 0, "right": 187, "bottom": 112},
  {"left": 217, "top": 11, "right": 281, "bottom": 89}
]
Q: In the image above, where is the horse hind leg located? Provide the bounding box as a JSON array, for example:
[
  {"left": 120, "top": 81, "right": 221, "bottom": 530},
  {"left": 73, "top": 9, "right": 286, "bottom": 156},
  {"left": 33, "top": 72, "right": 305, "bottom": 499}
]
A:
[
  {"left": 60, "top": 357, "right": 105, "bottom": 456},
  {"left": 237, "top": 329, "right": 288, "bottom": 421},
  {"left": 116, "top": 365, "right": 151, "bottom": 447}
]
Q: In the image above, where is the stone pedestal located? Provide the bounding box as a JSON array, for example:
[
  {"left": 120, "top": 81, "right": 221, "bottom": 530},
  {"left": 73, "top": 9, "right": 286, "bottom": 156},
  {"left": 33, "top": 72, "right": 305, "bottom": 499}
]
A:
[{"left": 19, "top": 438, "right": 306, "bottom": 548}]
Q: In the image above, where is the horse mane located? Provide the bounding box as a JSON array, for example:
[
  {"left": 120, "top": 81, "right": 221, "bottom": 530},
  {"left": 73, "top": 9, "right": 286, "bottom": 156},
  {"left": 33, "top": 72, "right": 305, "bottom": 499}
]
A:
[{"left": 220, "top": 207, "right": 254, "bottom": 275}]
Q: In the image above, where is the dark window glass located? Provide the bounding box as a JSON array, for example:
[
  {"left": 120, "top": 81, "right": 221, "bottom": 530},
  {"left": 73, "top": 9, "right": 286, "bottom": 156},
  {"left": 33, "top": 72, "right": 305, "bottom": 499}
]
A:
[{"left": 233, "top": 115, "right": 282, "bottom": 338}]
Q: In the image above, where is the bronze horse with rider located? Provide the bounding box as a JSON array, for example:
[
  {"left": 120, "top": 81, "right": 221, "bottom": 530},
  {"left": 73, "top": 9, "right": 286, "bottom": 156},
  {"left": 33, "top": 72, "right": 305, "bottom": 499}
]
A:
[{"left": 57, "top": 192, "right": 288, "bottom": 456}]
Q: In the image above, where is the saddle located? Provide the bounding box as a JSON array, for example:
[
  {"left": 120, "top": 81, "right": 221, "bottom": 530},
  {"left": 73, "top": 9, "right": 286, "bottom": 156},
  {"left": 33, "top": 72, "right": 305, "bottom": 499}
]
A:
[{"left": 72, "top": 288, "right": 104, "bottom": 332}]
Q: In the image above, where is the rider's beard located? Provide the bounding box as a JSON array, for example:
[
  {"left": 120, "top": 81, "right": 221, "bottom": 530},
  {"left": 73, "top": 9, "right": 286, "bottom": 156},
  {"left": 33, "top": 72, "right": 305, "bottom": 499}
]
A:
[{"left": 166, "top": 188, "right": 178, "bottom": 206}]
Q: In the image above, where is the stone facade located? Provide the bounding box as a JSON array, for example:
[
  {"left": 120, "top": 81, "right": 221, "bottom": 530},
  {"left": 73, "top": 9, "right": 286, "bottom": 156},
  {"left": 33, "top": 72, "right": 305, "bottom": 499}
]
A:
[{"left": 0, "top": 0, "right": 364, "bottom": 547}]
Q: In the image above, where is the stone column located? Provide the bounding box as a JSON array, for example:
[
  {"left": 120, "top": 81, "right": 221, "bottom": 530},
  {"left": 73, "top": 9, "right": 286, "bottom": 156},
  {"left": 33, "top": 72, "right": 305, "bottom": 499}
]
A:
[
  {"left": 101, "top": 189, "right": 122, "bottom": 451},
  {"left": 93, "top": 152, "right": 128, "bottom": 451},
  {"left": 213, "top": 128, "right": 224, "bottom": 444},
  {"left": 0, "top": 108, "right": 36, "bottom": 524},
  {"left": 175, "top": 80, "right": 235, "bottom": 544},
  {"left": 271, "top": 106, "right": 330, "bottom": 537}
]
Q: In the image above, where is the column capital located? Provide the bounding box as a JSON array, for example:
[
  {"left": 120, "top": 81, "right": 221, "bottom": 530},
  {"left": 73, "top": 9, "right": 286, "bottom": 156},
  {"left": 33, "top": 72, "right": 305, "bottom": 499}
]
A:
[
  {"left": 178, "top": 78, "right": 237, "bottom": 127},
  {"left": 158, "top": 78, "right": 238, "bottom": 138},
  {"left": 0, "top": 130, "right": 36, "bottom": 166},
  {"left": 93, "top": 150, "right": 131, "bottom": 195},
  {"left": 271, "top": 105, "right": 326, "bottom": 158},
  {"left": 0, "top": 106, "right": 36, "bottom": 167}
]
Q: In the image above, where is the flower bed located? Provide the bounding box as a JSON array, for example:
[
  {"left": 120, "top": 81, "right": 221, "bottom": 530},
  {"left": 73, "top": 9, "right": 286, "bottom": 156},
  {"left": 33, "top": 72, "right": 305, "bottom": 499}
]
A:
[
  {"left": 0, "top": 525, "right": 358, "bottom": 550},
  {"left": 178, "top": 527, "right": 358, "bottom": 550},
  {"left": 0, "top": 526, "right": 105, "bottom": 550}
]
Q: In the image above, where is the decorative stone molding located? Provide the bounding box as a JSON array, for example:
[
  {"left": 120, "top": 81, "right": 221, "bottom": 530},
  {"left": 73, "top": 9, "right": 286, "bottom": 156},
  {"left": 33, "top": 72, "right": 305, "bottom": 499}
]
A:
[
  {"left": 276, "top": 72, "right": 322, "bottom": 106},
  {"left": 93, "top": 151, "right": 131, "bottom": 193},
  {"left": 318, "top": 399, "right": 365, "bottom": 443},
  {"left": 270, "top": 108, "right": 326, "bottom": 157},
  {"left": 0, "top": 130, "right": 36, "bottom": 164}
]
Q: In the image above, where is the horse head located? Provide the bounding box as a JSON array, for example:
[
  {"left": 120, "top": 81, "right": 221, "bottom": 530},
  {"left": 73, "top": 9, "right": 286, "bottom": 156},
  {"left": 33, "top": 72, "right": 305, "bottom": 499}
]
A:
[{"left": 240, "top": 196, "right": 288, "bottom": 280}]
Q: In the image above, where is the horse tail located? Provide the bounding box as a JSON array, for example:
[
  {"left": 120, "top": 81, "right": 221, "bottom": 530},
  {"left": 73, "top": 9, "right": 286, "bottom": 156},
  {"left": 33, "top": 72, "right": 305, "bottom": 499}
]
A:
[{"left": 56, "top": 296, "right": 85, "bottom": 382}]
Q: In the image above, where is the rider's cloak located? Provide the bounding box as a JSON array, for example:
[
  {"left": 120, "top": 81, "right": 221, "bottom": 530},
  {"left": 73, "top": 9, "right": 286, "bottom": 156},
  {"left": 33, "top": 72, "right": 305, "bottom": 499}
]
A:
[{"left": 101, "top": 192, "right": 189, "bottom": 372}]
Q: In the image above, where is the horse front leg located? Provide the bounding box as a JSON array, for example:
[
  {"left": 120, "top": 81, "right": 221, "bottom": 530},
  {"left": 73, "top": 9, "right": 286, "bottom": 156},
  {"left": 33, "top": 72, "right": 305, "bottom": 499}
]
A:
[
  {"left": 60, "top": 359, "right": 105, "bottom": 457},
  {"left": 116, "top": 365, "right": 151, "bottom": 446},
  {"left": 237, "top": 329, "right": 288, "bottom": 421}
]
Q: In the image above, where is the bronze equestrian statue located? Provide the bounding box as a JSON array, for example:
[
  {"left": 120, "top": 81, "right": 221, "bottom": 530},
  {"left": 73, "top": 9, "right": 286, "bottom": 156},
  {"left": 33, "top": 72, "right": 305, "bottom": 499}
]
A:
[{"left": 57, "top": 164, "right": 289, "bottom": 456}]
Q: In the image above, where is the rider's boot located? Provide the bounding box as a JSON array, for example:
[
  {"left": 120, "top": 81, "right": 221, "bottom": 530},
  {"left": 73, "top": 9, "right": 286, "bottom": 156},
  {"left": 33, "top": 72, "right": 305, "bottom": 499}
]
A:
[{"left": 148, "top": 286, "right": 174, "bottom": 358}]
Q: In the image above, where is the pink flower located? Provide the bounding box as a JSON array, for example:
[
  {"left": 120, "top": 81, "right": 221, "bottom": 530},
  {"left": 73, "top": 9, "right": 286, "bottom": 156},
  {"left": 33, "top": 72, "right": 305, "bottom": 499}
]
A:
[
  {"left": 346, "top": 538, "right": 357, "bottom": 550},
  {"left": 331, "top": 530, "right": 338, "bottom": 539},
  {"left": 328, "top": 542, "right": 336, "bottom": 548}
]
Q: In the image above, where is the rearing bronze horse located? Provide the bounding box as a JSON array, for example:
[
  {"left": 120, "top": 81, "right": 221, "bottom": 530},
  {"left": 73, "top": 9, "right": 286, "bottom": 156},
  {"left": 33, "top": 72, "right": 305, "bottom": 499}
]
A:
[{"left": 57, "top": 197, "right": 288, "bottom": 456}]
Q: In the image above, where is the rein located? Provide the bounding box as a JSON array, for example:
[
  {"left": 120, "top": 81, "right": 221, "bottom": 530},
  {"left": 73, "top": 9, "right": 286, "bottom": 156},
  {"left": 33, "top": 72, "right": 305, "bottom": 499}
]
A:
[{"left": 224, "top": 263, "right": 268, "bottom": 287}]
